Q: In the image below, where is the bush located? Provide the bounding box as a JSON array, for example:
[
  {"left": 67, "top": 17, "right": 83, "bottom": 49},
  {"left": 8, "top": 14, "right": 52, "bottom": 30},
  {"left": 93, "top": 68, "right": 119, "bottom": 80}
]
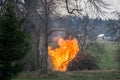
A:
[{"left": 67, "top": 52, "right": 99, "bottom": 71}]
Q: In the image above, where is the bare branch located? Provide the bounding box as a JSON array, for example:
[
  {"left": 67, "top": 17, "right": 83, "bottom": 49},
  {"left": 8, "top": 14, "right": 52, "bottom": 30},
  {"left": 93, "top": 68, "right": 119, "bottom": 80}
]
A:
[{"left": 65, "top": 0, "right": 109, "bottom": 18}]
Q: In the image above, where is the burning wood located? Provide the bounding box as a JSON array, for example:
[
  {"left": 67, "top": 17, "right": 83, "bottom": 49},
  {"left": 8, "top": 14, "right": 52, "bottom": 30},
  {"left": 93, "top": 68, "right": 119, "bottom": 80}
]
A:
[{"left": 48, "top": 36, "right": 79, "bottom": 72}]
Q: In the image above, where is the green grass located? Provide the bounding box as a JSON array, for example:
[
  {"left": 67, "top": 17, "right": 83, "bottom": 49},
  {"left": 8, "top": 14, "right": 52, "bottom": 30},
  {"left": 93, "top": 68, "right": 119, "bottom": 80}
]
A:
[
  {"left": 88, "top": 42, "right": 118, "bottom": 70},
  {"left": 13, "top": 71, "right": 120, "bottom": 80},
  {"left": 99, "top": 43, "right": 118, "bottom": 69}
]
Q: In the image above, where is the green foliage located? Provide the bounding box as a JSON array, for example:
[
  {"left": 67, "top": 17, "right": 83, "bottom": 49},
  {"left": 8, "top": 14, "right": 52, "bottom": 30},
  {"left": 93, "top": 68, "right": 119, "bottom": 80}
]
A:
[{"left": 0, "top": 1, "right": 29, "bottom": 80}]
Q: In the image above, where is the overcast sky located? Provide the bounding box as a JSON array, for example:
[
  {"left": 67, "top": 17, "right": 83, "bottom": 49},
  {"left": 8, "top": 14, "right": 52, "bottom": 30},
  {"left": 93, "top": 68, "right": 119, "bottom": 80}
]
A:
[
  {"left": 110, "top": 0, "right": 120, "bottom": 12},
  {"left": 105, "top": 0, "right": 120, "bottom": 19},
  {"left": 56, "top": 0, "right": 120, "bottom": 20},
  {"left": 88, "top": 0, "right": 120, "bottom": 19}
]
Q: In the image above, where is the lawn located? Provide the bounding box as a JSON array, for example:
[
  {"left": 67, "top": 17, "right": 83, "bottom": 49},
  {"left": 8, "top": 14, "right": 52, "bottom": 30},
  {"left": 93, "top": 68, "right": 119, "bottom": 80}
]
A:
[
  {"left": 14, "top": 71, "right": 120, "bottom": 80},
  {"left": 99, "top": 42, "right": 118, "bottom": 69}
]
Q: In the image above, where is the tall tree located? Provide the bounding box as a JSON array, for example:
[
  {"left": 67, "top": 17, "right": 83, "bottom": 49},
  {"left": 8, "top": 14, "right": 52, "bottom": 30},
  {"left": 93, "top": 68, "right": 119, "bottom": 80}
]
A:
[{"left": 0, "top": 0, "right": 29, "bottom": 80}]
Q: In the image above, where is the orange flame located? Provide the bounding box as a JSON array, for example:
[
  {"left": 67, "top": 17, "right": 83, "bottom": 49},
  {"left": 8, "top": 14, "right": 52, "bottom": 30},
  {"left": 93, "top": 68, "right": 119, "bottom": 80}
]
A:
[{"left": 48, "top": 36, "right": 79, "bottom": 72}]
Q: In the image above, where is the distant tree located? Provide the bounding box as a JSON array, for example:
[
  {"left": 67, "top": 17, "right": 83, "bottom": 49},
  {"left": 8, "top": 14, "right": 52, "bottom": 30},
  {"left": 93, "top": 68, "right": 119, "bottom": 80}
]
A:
[
  {"left": 0, "top": 0, "right": 29, "bottom": 80},
  {"left": 107, "top": 12, "right": 120, "bottom": 36}
]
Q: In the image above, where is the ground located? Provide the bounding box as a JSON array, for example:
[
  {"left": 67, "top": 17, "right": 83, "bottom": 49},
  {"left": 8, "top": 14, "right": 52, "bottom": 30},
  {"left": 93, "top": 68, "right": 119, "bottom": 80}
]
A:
[{"left": 14, "top": 71, "right": 120, "bottom": 80}]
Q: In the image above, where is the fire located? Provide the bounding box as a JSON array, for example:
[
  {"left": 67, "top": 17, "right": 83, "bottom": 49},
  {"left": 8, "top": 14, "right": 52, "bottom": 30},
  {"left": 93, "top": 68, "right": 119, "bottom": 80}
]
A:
[{"left": 48, "top": 36, "right": 79, "bottom": 72}]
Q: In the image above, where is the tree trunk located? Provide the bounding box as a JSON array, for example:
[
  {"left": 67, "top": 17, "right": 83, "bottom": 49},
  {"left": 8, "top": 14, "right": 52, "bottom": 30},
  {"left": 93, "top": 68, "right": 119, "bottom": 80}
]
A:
[{"left": 24, "top": 0, "right": 48, "bottom": 73}]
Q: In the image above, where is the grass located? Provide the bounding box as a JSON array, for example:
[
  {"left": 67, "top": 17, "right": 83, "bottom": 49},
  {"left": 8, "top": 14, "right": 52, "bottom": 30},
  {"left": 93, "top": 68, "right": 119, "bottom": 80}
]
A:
[
  {"left": 88, "top": 41, "right": 118, "bottom": 70},
  {"left": 13, "top": 71, "right": 120, "bottom": 80},
  {"left": 98, "top": 42, "right": 118, "bottom": 69}
]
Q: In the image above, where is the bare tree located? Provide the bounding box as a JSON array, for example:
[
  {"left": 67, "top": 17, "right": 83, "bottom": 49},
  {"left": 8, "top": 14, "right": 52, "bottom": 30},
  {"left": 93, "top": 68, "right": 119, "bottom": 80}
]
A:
[
  {"left": 77, "top": 16, "right": 96, "bottom": 51},
  {"left": 63, "top": 0, "right": 109, "bottom": 52},
  {"left": 23, "top": 0, "right": 54, "bottom": 73}
]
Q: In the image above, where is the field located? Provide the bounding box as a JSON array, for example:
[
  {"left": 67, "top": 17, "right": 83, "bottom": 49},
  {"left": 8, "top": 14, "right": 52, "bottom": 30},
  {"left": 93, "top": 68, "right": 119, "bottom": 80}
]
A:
[
  {"left": 99, "top": 42, "right": 118, "bottom": 69},
  {"left": 14, "top": 71, "right": 120, "bottom": 80},
  {"left": 14, "top": 42, "right": 120, "bottom": 80}
]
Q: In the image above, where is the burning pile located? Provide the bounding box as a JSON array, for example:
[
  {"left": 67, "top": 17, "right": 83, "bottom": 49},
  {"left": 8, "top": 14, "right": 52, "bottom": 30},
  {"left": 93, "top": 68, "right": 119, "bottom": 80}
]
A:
[{"left": 48, "top": 36, "right": 79, "bottom": 72}]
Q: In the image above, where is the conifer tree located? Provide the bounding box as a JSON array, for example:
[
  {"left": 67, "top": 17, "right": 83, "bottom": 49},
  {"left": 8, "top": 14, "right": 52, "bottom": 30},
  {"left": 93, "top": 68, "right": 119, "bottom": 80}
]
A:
[{"left": 0, "top": 0, "right": 29, "bottom": 80}]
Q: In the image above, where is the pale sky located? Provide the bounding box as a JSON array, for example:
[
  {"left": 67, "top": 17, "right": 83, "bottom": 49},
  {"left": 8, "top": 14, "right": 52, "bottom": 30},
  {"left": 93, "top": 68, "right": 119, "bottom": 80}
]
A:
[
  {"left": 54, "top": 0, "right": 120, "bottom": 20},
  {"left": 82, "top": 0, "right": 120, "bottom": 19},
  {"left": 20, "top": 0, "right": 120, "bottom": 19},
  {"left": 110, "top": 0, "right": 120, "bottom": 12},
  {"left": 105, "top": 0, "right": 120, "bottom": 19}
]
